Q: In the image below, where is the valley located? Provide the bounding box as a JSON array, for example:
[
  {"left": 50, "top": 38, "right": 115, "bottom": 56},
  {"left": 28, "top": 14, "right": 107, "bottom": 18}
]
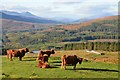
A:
[{"left": 1, "top": 15, "right": 119, "bottom": 51}]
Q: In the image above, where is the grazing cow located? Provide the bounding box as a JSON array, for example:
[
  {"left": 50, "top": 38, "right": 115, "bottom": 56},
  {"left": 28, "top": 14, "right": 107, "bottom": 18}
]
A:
[
  {"left": 38, "top": 61, "right": 50, "bottom": 68},
  {"left": 61, "top": 55, "right": 83, "bottom": 70},
  {"left": 36, "top": 54, "right": 48, "bottom": 63},
  {"left": 40, "top": 49, "right": 55, "bottom": 57},
  {"left": 7, "top": 48, "right": 29, "bottom": 61},
  {"left": 36, "top": 49, "right": 55, "bottom": 61}
]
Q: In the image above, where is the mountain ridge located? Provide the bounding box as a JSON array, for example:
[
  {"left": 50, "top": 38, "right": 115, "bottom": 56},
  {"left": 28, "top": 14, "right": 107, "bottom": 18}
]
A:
[
  {"left": 58, "top": 15, "right": 118, "bottom": 30},
  {"left": 0, "top": 10, "right": 62, "bottom": 24},
  {"left": 1, "top": 15, "right": 118, "bottom": 32}
]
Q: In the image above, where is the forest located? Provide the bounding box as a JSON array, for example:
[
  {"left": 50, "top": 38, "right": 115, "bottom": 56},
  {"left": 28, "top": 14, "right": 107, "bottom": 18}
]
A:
[{"left": 64, "top": 42, "right": 119, "bottom": 52}]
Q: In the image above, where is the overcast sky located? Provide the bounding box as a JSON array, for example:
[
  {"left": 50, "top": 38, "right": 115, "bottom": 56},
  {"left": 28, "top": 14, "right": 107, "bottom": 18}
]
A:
[{"left": 0, "top": 0, "right": 119, "bottom": 20}]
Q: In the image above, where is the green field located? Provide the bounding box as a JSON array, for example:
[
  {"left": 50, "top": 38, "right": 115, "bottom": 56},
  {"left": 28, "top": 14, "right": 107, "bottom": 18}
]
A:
[{"left": 1, "top": 50, "right": 119, "bottom": 79}]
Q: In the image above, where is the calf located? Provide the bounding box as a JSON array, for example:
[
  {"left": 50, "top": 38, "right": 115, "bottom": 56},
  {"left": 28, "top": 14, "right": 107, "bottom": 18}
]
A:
[
  {"left": 61, "top": 55, "right": 83, "bottom": 70},
  {"left": 37, "top": 54, "right": 48, "bottom": 63},
  {"left": 38, "top": 61, "right": 50, "bottom": 68}
]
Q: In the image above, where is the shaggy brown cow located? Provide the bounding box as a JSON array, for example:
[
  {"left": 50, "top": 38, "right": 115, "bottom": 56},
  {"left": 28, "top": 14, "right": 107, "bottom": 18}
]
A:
[
  {"left": 7, "top": 48, "right": 29, "bottom": 61},
  {"left": 38, "top": 61, "right": 50, "bottom": 68},
  {"left": 61, "top": 55, "right": 83, "bottom": 70},
  {"left": 36, "top": 49, "right": 55, "bottom": 61},
  {"left": 39, "top": 49, "right": 55, "bottom": 57},
  {"left": 36, "top": 54, "right": 48, "bottom": 63}
]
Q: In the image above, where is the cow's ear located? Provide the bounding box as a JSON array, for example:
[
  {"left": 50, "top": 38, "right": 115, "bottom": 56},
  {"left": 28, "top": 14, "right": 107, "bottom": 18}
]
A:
[
  {"left": 80, "top": 58, "right": 83, "bottom": 62},
  {"left": 40, "top": 50, "right": 43, "bottom": 53},
  {"left": 80, "top": 58, "right": 83, "bottom": 61},
  {"left": 12, "top": 50, "right": 14, "bottom": 52},
  {"left": 81, "top": 58, "right": 83, "bottom": 61},
  {"left": 78, "top": 57, "right": 83, "bottom": 64},
  {"left": 50, "top": 48, "right": 54, "bottom": 51},
  {"left": 52, "top": 50, "right": 54, "bottom": 52},
  {"left": 51, "top": 49, "right": 55, "bottom": 53},
  {"left": 25, "top": 48, "right": 29, "bottom": 52},
  {"left": 74, "top": 55, "right": 77, "bottom": 58}
]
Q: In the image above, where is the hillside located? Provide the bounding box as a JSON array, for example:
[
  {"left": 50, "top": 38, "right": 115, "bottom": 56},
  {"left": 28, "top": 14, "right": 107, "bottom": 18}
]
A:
[
  {"left": 2, "top": 19, "right": 34, "bottom": 31},
  {"left": 2, "top": 15, "right": 118, "bottom": 50},
  {"left": 47, "top": 15, "right": 118, "bottom": 41},
  {"left": 57, "top": 16, "right": 118, "bottom": 30},
  {"left": 1, "top": 19, "right": 57, "bottom": 32}
]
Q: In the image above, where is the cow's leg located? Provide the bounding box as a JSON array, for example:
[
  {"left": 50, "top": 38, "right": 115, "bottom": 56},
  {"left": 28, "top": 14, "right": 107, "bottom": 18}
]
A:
[
  {"left": 38, "top": 62, "right": 42, "bottom": 68},
  {"left": 9, "top": 54, "right": 12, "bottom": 61},
  {"left": 73, "top": 65, "right": 76, "bottom": 70},
  {"left": 36, "top": 57, "right": 39, "bottom": 61},
  {"left": 7, "top": 53, "right": 9, "bottom": 59},
  {"left": 63, "top": 63, "right": 66, "bottom": 70},
  {"left": 63, "top": 59, "right": 66, "bottom": 70},
  {"left": 61, "top": 62, "right": 63, "bottom": 69},
  {"left": 63, "top": 62, "right": 66, "bottom": 70},
  {"left": 19, "top": 57, "right": 22, "bottom": 61},
  {"left": 61, "top": 62, "right": 66, "bottom": 70}
]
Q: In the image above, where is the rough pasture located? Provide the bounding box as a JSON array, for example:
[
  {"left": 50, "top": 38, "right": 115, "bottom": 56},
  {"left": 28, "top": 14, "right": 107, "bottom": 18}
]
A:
[{"left": 1, "top": 50, "right": 118, "bottom": 79}]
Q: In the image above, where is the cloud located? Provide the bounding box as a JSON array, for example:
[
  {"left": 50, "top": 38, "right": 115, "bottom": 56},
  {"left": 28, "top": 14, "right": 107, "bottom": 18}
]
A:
[{"left": 0, "top": 0, "right": 119, "bottom": 20}]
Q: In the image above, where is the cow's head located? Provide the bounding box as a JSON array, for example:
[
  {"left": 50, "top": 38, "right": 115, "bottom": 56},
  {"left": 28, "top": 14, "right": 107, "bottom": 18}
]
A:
[
  {"left": 78, "top": 57, "right": 83, "bottom": 64},
  {"left": 51, "top": 49, "right": 55, "bottom": 54},
  {"left": 24, "top": 48, "right": 29, "bottom": 53},
  {"left": 40, "top": 50, "right": 45, "bottom": 55},
  {"left": 11, "top": 50, "right": 15, "bottom": 56}
]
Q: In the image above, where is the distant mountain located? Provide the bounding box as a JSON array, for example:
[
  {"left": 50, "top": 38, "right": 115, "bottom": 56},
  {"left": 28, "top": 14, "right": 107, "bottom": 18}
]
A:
[
  {"left": 0, "top": 10, "right": 20, "bottom": 16},
  {"left": 48, "top": 17, "right": 82, "bottom": 24},
  {"left": 73, "top": 18, "right": 93, "bottom": 23},
  {"left": 59, "top": 15, "right": 118, "bottom": 30},
  {"left": 51, "top": 17, "right": 93, "bottom": 24},
  {"left": 20, "top": 12, "right": 36, "bottom": 17},
  {"left": 1, "top": 10, "right": 45, "bottom": 19},
  {"left": 0, "top": 10, "right": 62, "bottom": 24}
]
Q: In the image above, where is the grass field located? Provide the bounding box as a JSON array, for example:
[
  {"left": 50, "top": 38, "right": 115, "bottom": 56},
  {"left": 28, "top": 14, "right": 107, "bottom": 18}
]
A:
[{"left": 1, "top": 50, "right": 119, "bottom": 79}]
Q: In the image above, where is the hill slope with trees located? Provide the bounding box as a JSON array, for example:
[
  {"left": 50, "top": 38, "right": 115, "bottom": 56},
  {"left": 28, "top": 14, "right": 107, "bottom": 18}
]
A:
[{"left": 1, "top": 15, "right": 119, "bottom": 50}]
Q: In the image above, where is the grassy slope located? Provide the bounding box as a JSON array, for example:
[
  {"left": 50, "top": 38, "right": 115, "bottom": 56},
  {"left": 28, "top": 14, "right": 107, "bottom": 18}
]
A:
[{"left": 2, "top": 50, "right": 118, "bottom": 78}]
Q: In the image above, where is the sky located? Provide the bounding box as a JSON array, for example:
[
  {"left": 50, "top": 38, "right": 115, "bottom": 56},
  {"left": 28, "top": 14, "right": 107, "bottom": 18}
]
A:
[{"left": 0, "top": 0, "right": 119, "bottom": 21}]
